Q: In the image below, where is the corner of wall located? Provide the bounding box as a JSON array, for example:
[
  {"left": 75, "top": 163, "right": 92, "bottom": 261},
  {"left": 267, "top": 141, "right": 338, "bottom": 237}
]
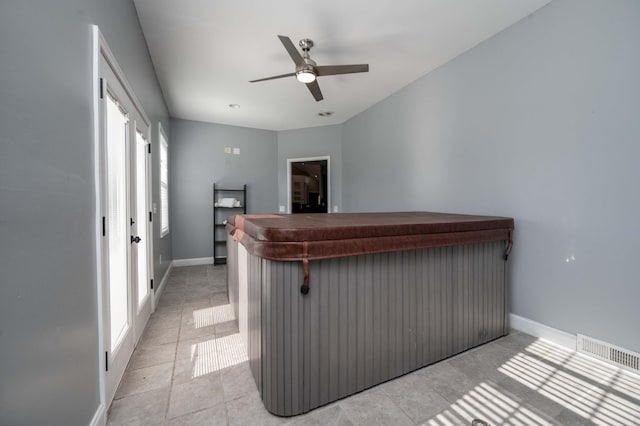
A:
[
  {"left": 89, "top": 403, "right": 107, "bottom": 426},
  {"left": 510, "top": 313, "right": 576, "bottom": 351}
]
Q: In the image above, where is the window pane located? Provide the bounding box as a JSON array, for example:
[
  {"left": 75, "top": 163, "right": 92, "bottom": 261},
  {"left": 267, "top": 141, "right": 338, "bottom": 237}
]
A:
[
  {"left": 136, "top": 131, "right": 148, "bottom": 307},
  {"left": 161, "top": 184, "right": 169, "bottom": 234},
  {"left": 160, "top": 132, "right": 169, "bottom": 235},
  {"left": 106, "top": 94, "right": 129, "bottom": 350}
]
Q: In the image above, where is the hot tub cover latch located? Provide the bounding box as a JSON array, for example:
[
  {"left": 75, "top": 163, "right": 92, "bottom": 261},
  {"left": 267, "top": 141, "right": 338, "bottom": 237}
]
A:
[
  {"left": 300, "top": 242, "right": 310, "bottom": 295},
  {"left": 503, "top": 229, "right": 513, "bottom": 260}
]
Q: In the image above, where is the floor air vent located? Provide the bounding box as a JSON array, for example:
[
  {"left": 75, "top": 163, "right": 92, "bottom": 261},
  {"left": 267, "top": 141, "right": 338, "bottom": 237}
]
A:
[{"left": 577, "top": 334, "right": 640, "bottom": 374}]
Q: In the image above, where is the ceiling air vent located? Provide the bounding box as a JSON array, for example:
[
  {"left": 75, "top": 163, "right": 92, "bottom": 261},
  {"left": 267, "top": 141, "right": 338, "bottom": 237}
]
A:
[{"left": 577, "top": 334, "right": 640, "bottom": 374}]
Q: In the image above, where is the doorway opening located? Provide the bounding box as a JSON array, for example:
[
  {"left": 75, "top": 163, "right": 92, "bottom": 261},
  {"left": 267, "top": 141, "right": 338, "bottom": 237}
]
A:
[{"left": 287, "top": 156, "right": 330, "bottom": 214}]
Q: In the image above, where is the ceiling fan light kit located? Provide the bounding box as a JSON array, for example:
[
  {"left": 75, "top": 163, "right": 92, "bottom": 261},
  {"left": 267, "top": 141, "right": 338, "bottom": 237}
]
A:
[
  {"left": 296, "top": 67, "right": 316, "bottom": 83},
  {"left": 250, "top": 35, "right": 369, "bottom": 102}
]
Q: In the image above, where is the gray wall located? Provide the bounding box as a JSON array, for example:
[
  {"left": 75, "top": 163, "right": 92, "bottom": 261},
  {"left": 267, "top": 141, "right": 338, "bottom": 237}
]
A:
[
  {"left": 342, "top": 0, "right": 640, "bottom": 352},
  {"left": 0, "top": 0, "right": 170, "bottom": 424},
  {"left": 170, "top": 119, "right": 278, "bottom": 260},
  {"left": 277, "top": 125, "right": 343, "bottom": 212}
]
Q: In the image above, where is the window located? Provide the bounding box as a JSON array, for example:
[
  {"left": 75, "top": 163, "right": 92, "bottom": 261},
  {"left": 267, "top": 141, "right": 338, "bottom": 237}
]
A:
[{"left": 159, "top": 125, "right": 169, "bottom": 237}]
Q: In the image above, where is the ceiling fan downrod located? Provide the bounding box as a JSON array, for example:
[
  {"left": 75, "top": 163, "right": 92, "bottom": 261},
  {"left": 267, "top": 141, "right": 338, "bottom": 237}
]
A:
[{"left": 299, "top": 38, "right": 314, "bottom": 55}]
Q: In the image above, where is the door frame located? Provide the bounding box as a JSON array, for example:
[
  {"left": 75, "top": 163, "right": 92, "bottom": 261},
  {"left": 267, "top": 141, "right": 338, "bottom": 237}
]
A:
[
  {"left": 92, "top": 25, "right": 155, "bottom": 411},
  {"left": 286, "top": 156, "right": 330, "bottom": 214}
]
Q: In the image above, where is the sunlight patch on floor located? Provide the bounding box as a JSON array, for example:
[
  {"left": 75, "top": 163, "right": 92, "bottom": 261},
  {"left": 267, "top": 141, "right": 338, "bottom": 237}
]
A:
[
  {"left": 190, "top": 333, "right": 249, "bottom": 378},
  {"left": 191, "top": 338, "right": 220, "bottom": 378},
  {"left": 192, "top": 304, "right": 235, "bottom": 328},
  {"left": 424, "top": 381, "right": 552, "bottom": 426},
  {"left": 527, "top": 339, "right": 640, "bottom": 400},
  {"left": 497, "top": 339, "right": 640, "bottom": 426}
]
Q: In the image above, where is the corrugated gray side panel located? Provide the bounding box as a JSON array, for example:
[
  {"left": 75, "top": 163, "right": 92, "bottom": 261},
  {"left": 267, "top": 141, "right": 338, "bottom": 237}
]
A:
[
  {"left": 290, "top": 261, "right": 303, "bottom": 413},
  {"left": 336, "top": 256, "right": 350, "bottom": 398},
  {"left": 259, "top": 258, "right": 306, "bottom": 416},
  {"left": 226, "top": 235, "right": 238, "bottom": 321},
  {"left": 256, "top": 241, "right": 506, "bottom": 416},
  {"left": 247, "top": 253, "right": 262, "bottom": 394}
]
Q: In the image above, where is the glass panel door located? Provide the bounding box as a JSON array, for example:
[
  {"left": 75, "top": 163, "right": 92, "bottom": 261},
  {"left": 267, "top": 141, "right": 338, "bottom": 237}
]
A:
[
  {"left": 99, "top": 48, "right": 153, "bottom": 405},
  {"left": 106, "top": 93, "right": 130, "bottom": 351}
]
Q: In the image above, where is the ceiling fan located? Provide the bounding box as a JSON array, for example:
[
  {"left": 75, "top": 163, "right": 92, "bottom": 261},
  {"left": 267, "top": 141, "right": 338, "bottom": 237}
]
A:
[{"left": 249, "top": 35, "right": 369, "bottom": 102}]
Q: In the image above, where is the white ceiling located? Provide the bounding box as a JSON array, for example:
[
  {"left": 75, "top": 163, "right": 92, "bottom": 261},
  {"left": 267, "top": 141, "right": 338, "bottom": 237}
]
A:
[{"left": 133, "top": 0, "right": 552, "bottom": 131}]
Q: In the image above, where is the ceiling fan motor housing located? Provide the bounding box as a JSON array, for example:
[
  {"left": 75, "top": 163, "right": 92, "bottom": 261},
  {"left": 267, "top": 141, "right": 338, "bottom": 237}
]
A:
[
  {"left": 299, "top": 38, "right": 314, "bottom": 52},
  {"left": 297, "top": 58, "right": 317, "bottom": 73},
  {"left": 297, "top": 44, "right": 317, "bottom": 82}
]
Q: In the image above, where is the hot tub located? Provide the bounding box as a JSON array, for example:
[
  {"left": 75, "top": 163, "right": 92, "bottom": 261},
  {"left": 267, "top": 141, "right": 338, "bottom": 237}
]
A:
[{"left": 226, "top": 212, "right": 514, "bottom": 417}]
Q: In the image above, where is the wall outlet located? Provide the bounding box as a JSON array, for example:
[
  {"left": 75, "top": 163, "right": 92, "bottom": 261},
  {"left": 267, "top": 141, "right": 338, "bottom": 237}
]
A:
[
  {"left": 224, "top": 146, "right": 231, "bottom": 154},
  {"left": 333, "top": 205, "right": 339, "bottom": 213},
  {"left": 159, "top": 254, "right": 162, "bottom": 265},
  {"left": 233, "top": 147, "right": 240, "bottom": 155},
  {"left": 279, "top": 205, "right": 285, "bottom": 213}
]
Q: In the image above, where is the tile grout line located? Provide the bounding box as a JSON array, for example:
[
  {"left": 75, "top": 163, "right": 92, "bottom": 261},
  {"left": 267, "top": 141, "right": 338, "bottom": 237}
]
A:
[
  {"left": 208, "top": 264, "right": 232, "bottom": 426},
  {"left": 216, "top": 264, "right": 238, "bottom": 426},
  {"left": 377, "top": 385, "right": 420, "bottom": 425},
  {"left": 216, "top": 326, "right": 231, "bottom": 426},
  {"left": 162, "top": 272, "right": 188, "bottom": 425}
]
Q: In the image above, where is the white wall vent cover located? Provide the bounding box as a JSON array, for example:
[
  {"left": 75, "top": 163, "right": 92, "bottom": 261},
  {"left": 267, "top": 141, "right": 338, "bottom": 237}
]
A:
[{"left": 577, "top": 334, "right": 640, "bottom": 374}]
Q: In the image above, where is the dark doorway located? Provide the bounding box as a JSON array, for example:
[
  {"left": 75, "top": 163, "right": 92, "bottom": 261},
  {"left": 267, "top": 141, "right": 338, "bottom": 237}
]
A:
[{"left": 290, "top": 159, "right": 328, "bottom": 213}]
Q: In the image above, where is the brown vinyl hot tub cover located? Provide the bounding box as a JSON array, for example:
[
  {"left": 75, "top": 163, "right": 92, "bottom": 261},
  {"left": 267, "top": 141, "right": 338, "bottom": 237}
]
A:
[{"left": 227, "top": 212, "right": 514, "bottom": 262}]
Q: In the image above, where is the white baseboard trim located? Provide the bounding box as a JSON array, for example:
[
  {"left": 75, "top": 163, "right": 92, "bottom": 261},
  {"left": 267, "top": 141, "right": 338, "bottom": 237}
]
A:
[
  {"left": 89, "top": 403, "right": 106, "bottom": 426},
  {"left": 173, "top": 257, "right": 214, "bottom": 267},
  {"left": 510, "top": 313, "right": 576, "bottom": 351},
  {"left": 153, "top": 261, "right": 173, "bottom": 310}
]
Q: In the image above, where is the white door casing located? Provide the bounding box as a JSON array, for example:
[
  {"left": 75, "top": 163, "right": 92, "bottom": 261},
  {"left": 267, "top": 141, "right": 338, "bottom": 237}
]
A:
[
  {"left": 286, "top": 156, "right": 330, "bottom": 214},
  {"left": 94, "top": 26, "right": 154, "bottom": 408}
]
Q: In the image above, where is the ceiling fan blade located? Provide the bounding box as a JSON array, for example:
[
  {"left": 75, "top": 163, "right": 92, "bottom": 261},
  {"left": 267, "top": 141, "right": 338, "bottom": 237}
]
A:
[
  {"left": 278, "top": 35, "right": 306, "bottom": 68},
  {"left": 249, "top": 72, "right": 296, "bottom": 83},
  {"left": 306, "top": 80, "right": 323, "bottom": 102},
  {"left": 316, "top": 64, "right": 369, "bottom": 76}
]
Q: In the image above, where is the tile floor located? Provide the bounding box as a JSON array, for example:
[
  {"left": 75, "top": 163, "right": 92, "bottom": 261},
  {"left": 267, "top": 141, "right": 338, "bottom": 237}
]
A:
[{"left": 107, "top": 265, "right": 640, "bottom": 425}]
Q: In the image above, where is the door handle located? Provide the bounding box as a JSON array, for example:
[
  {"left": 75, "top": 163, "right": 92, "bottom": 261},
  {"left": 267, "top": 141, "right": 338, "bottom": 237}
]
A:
[{"left": 131, "top": 236, "right": 142, "bottom": 244}]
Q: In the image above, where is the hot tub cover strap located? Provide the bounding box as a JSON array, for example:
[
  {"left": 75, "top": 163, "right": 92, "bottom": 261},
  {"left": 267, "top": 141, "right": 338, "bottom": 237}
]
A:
[{"left": 302, "top": 241, "right": 310, "bottom": 286}]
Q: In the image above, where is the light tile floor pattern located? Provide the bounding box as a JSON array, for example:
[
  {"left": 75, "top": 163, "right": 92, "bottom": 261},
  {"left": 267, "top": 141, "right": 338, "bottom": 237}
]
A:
[{"left": 108, "top": 265, "right": 640, "bottom": 425}]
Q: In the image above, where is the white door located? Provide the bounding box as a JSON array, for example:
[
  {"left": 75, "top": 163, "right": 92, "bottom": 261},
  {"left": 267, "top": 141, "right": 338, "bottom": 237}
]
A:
[
  {"left": 99, "top": 50, "right": 153, "bottom": 405},
  {"left": 132, "top": 127, "right": 152, "bottom": 340}
]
